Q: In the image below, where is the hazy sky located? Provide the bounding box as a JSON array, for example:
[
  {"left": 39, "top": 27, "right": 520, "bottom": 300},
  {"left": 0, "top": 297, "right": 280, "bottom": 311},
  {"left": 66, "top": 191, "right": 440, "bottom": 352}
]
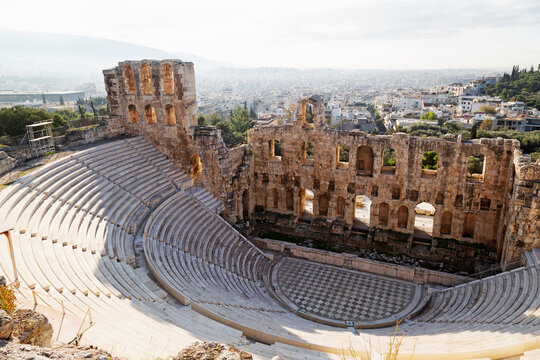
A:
[{"left": 3, "top": 0, "right": 540, "bottom": 69}]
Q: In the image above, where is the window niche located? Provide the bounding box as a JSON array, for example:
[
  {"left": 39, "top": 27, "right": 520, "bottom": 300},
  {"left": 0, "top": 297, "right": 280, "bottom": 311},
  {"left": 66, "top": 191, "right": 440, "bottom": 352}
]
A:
[
  {"left": 161, "top": 63, "right": 174, "bottom": 95},
  {"left": 381, "top": 147, "right": 396, "bottom": 173},
  {"left": 336, "top": 144, "right": 350, "bottom": 168},
  {"left": 144, "top": 105, "right": 157, "bottom": 124},
  {"left": 421, "top": 150, "right": 438, "bottom": 177},
  {"left": 165, "top": 104, "right": 176, "bottom": 125},
  {"left": 356, "top": 146, "right": 374, "bottom": 176},
  {"left": 302, "top": 141, "right": 314, "bottom": 164},
  {"left": 141, "top": 63, "right": 152, "bottom": 95},
  {"left": 269, "top": 139, "right": 282, "bottom": 159},
  {"left": 467, "top": 153, "right": 485, "bottom": 182},
  {"left": 128, "top": 104, "right": 138, "bottom": 123}
]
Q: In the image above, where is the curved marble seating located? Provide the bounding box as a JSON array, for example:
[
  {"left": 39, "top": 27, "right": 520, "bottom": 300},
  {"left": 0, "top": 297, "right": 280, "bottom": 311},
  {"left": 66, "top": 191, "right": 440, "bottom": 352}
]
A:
[{"left": 1, "top": 136, "right": 539, "bottom": 360}]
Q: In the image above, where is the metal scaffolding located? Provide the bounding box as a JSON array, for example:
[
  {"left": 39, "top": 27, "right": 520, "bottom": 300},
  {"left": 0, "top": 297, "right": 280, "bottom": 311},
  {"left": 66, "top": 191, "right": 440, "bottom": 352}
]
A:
[{"left": 27, "top": 120, "right": 55, "bottom": 157}]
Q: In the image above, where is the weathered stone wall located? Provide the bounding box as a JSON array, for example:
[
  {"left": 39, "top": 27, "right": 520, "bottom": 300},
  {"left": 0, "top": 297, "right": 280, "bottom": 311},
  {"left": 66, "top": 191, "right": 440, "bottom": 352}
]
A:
[
  {"left": 103, "top": 60, "right": 251, "bottom": 221},
  {"left": 501, "top": 153, "right": 540, "bottom": 266},
  {"left": 252, "top": 237, "right": 470, "bottom": 286},
  {"left": 102, "top": 60, "right": 539, "bottom": 267},
  {"left": 248, "top": 125, "right": 515, "bottom": 248}
]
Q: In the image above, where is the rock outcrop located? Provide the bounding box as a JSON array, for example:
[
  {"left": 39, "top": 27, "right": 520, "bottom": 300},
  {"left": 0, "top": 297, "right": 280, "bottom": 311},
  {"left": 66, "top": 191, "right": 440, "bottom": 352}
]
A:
[
  {"left": 10, "top": 309, "right": 53, "bottom": 347},
  {"left": 0, "top": 341, "right": 124, "bottom": 360},
  {"left": 0, "top": 309, "right": 13, "bottom": 339},
  {"left": 172, "top": 342, "right": 252, "bottom": 360}
]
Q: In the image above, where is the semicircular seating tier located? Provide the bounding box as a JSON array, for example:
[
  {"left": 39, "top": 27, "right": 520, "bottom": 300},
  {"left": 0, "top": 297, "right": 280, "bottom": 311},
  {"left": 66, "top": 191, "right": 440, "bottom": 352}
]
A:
[{"left": 0, "top": 136, "right": 539, "bottom": 360}]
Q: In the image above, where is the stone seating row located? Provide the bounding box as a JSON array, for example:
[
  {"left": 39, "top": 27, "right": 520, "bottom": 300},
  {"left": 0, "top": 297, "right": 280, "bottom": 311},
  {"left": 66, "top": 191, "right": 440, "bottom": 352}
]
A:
[
  {"left": 143, "top": 191, "right": 540, "bottom": 359},
  {"left": 0, "top": 138, "right": 197, "bottom": 265},
  {"left": 143, "top": 192, "right": 277, "bottom": 311},
  {"left": 0, "top": 233, "right": 244, "bottom": 360},
  {"left": 414, "top": 264, "right": 540, "bottom": 326}
]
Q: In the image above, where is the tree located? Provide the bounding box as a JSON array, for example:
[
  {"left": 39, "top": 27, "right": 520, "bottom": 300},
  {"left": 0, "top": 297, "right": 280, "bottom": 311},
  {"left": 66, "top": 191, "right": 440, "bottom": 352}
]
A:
[
  {"left": 471, "top": 124, "right": 477, "bottom": 139},
  {"left": 59, "top": 96, "right": 65, "bottom": 106},
  {"left": 205, "top": 113, "right": 222, "bottom": 126},
  {"left": 422, "top": 151, "right": 438, "bottom": 170},
  {"left": 420, "top": 111, "right": 438, "bottom": 121},
  {"left": 77, "top": 105, "right": 86, "bottom": 119},
  {"left": 213, "top": 106, "right": 255, "bottom": 148},
  {"left": 467, "top": 155, "right": 484, "bottom": 175},
  {"left": 479, "top": 119, "right": 493, "bottom": 130},
  {"left": 479, "top": 105, "right": 496, "bottom": 114},
  {"left": 197, "top": 115, "right": 207, "bottom": 126}
]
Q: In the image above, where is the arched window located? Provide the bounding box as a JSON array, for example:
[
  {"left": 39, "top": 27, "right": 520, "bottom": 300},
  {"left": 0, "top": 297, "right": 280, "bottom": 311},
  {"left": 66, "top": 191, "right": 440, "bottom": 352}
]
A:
[
  {"left": 124, "top": 64, "right": 135, "bottom": 94},
  {"left": 165, "top": 104, "right": 176, "bottom": 125},
  {"left": 398, "top": 206, "right": 409, "bottom": 228},
  {"left": 440, "top": 210, "right": 452, "bottom": 235},
  {"left": 141, "top": 63, "right": 152, "bottom": 95},
  {"left": 379, "top": 202, "right": 389, "bottom": 225},
  {"left": 463, "top": 213, "right": 475, "bottom": 238},
  {"left": 128, "top": 104, "right": 137, "bottom": 123},
  {"left": 144, "top": 104, "right": 157, "bottom": 124},
  {"left": 382, "top": 147, "right": 396, "bottom": 173},
  {"left": 305, "top": 103, "right": 315, "bottom": 124},
  {"left": 161, "top": 63, "right": 174, "bottom": 95},
  {"left": 414, "top": 202, "right": 435, "bottom": 238},
  {"left": 273, "top": 188, "right": 279, "bottom": 209},
  {"left": 356, "top": 146, "right": 373, "bottom": 175},
  {"left": 318, "top": 193, "right": 329, "bottom": 217},
  {"left": 336, "top": 197, "right": 345, "bottom": 218},
  {"left": 467, "top": 153, "right": 485, "bottom": 182},
  {"left": 301, "top": 189, "right": 314, "bottom": 219}
]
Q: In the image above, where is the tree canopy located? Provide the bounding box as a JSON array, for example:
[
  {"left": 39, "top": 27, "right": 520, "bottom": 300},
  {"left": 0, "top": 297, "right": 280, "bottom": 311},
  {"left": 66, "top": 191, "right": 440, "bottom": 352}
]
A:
[{"left": 485, "top": 65, "right": 540, "bottom": 109}]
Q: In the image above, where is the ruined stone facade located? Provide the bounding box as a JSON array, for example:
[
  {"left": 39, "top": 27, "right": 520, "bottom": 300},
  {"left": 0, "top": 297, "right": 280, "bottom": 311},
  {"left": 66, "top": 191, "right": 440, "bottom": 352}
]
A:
[{"left": 103, "top": 60, "right": 539, "bottom": 268}]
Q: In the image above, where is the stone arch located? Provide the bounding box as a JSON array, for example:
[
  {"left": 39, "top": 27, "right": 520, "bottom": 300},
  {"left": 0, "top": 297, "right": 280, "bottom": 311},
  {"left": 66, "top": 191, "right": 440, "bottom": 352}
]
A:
[
  {"left": 353, "top": 195, "right": 371, "bottom": 229},
  {"left": 300, "top": 189, "right": 314, "bottom": 219},
  {"left": 141, "top": 63, "right": 152, "bottom": 95},
  {"left": 124, "top": 64, "right": 135, "bottom": 94},
  {"left": 463, "top": 213, "right": 475, "bottom": 238},
  {"left": 128, "top": 104, "right": 138, "bottom": 123},
  {"left": 398, "top": 205, "right": 409, "bottom": 229},
  {"left": 336, "top": 196, "right": 345, "bottom": 218},
  {"left": 165, "top": 104, "right": 176, "bottom": 125},
  {"left": 318, "top": 193, "right": 329, "bottom": 217},
  {"left": 414, "top": 202, "right": 435, "bottom": 239},
  {"left": 161, "top": 63, "right": 174, "bottom": 95},
  {"left": 440, "top": 210, "right": 452, "bottom": 235},
  {"left": 379, "top": 202, "right": 389, "bottom": 225},
  {"left": 144, "top": 104, "right": 157, "bottom": 124},
  {"left": 356, "top": 146, "right": 374, "bottom": 175}
]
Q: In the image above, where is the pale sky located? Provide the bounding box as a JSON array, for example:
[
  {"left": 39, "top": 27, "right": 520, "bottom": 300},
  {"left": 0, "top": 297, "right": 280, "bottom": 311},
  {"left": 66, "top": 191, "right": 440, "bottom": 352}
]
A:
[{"left": 2, "top": 0, "right": 540, "bottom": 69}]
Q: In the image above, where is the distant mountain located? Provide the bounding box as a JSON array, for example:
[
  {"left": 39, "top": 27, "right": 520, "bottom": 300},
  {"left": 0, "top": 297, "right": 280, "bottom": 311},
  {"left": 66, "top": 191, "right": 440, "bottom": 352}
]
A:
[{"left": 0, "top": 29, "right": 230, "bottom": 80}]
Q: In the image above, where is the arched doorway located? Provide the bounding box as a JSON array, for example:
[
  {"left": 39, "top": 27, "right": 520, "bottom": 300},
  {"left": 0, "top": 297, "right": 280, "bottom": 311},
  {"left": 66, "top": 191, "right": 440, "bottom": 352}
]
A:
[
  {"left": 353, "top": 195, "right": 371, "bottom": 230},
  {"left": 414, "top": 202, "right": 435, "bottom": 239}
]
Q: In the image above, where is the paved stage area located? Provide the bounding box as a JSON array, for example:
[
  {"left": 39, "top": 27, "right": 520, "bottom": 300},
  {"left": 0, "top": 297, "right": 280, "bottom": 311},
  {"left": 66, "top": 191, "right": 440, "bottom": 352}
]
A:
[{"left": 271, "top": 257, "right": 420, "bottom": 326}]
